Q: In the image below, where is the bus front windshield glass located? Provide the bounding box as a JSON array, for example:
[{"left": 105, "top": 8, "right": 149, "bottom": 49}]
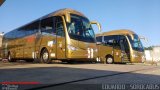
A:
[
  {"left": 128, "top": 34, "right": 144, "bottom": 52},
  {"left": 67, "top": 14, "right": 95, "bottom": 43}
]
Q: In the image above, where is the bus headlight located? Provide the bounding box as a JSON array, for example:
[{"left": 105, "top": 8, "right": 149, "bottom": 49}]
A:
[{"left": 67, "top": 45, "right": 78, "bottom": 51}]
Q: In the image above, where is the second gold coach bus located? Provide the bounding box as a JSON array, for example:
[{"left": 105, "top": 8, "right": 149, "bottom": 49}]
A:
[
  {"left": 2, "top": 8, "right": 101, "bottom": 63},
  {"left": 96, "top": 29, "right": 145, "bottom": 64}
]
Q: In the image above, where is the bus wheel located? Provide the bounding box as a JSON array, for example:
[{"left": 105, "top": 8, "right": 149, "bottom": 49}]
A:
[
  {"left": 106, "top": 56, "right": 114, "bottom": 64},
  {"left": 8, "top": 53, "right": 15, "bottom": 62},
  {"left": 40, "top": 48, "right": 52, "bottom": 64}
]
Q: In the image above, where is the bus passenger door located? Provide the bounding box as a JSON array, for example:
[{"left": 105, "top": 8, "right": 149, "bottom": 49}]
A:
[
  {"left": 55, "top": 16, "right": 66, "bottom": 59},
  {"left": 113, "top": 39, "right": 122, "bottom": 63},
  {"left": 120, "top": 36, "right": 130, "bottom": 62}
]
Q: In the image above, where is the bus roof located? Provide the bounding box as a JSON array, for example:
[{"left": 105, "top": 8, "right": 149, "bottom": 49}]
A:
[
  {"left": 96, "top": 29, "right": 136, "bottom": 37},
  {"left": 43, "top": 8, "right": 86, "bottom": 18},
  {"left": 9, "top": 8, "right": 86, "bottom": 32}
]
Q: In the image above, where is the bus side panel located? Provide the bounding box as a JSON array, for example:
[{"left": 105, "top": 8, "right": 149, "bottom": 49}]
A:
[
  {"left": 2, "top": 37, "right": 17, "bottom": 59},
  {"left": 98, "top": 44, "right": 113, "bottom": 63},
  {"left": 13, "top": 38, "right": 23, "bottom": 59},
  {"left": 113, "top": 47, "right": 122, "bottom": 63},
  {"left": 3, "top": 39, "right": 10, "bottom": 59},
  {"left": 131, "top": 50, "right": 143, "bottom": 63},
  {"left": 23, "top": 34, "right": 36, "bottom": 59},
  {"left": 2, "top": 40, "right": 8, "bottom": 59},
  {"left": 35, "top": 33, "right": 42, "bottom": 59},
  {"left": 10, "top": 39, "right": 17, "bottom": 59},
  {"left": 39, "top": 34, "right": 57, "bottom": 59}
]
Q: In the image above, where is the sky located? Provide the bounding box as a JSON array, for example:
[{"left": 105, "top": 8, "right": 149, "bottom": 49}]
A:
[{"left": 0, "top": 0, "right": 160, "bottom": 47}]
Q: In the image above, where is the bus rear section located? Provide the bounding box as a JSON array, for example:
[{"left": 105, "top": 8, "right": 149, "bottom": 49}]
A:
[
  {"left": 2, "top": 8, "right": 101, "bottom": 63},
  {"left": 96, "top": 29, "right": 145, "bottom": 64}
]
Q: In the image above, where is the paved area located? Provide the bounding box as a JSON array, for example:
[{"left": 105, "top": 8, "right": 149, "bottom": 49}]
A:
[{"left": 0, "top": 61, "right": 160, "bottom": 90}]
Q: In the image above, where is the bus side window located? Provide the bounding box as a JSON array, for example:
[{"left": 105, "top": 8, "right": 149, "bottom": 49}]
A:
[
  {"left": 104, "top": 36, "right": 114, "bottom": 46},
  {"left": 7, "top": 31, "right": 15, "bottom": 40},
  {"left": 55, "top": 17, "right": 64, "bottom": 37},
  {"left": 96, "top": 36, "right": 102, "bottom": 42},
  {"left": 103, "top": 35, "right": 120, "bottom": 48},
  {"left": 41, "top": 17, "right": 55, "bottom": 35},
  {"left": 105, "top": 40, "right": 114, "bottom": 46},
  {"left": 113, "top": 35, "right": 120, "bottom": 49},
  {"left": 17, "top": 29, "right": 26, "bottom": 38},
  {"left": 25, "top": 21, "right": 39, "bottom": 36}
]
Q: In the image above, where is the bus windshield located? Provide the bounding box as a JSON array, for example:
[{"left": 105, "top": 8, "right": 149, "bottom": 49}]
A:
[
  {"left": 128, "top": 34, "right": 144, "bottom": 52},
  {"left": 67, "top": 14, "right": 95, "bottom": 43}
]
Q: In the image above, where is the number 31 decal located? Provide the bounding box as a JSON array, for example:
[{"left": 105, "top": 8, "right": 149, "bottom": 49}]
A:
[{"left": 87, "top": 48, "right": 93, "bottom": 58}]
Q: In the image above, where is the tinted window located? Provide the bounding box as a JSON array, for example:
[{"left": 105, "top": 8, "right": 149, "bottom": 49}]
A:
[
  {"left": 67, "top": 14, "right": 95, "bottom": 43},
  {"left": 25, "top": 21, "right": 39, "bottom": 36},
  {"left": 55, "top": 16, "right": 64, "bottom": 37},
  {"left": 41, "top": 17, "right": 55, "bottom": 35},
  {"left": 96, "top": 36, "right": 102, "bottom": 42},
  {"left": 127, "top": 34, "right": 144, "bottom": 52},
  {"left": 104, "top": 35, "right": 120, "bottom": 47},
  {"left": 15, "top": 20, "right": 39, "bottom": 38},
  {"left": 8, "top": 31, "right": 14, "bottom": 39},
  {"left": 16, "top": 29, "right": 26, "bottom": 38},
  {"left": 4, "top": 31, "right": 15, "bottom": 40}
]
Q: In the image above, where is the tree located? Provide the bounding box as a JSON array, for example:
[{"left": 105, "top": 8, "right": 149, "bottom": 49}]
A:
[{"left": 144, "top": 46, "right": 153, "bottom": 50}]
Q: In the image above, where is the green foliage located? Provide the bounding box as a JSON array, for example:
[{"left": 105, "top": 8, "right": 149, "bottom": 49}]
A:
[{"left": 144, "top": 46, "right": 153, "bottom": 50}]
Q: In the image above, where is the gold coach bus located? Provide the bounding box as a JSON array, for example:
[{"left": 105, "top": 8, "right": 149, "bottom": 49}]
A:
[
  {"left": 96, "top": 29, "right": 145, "bottom": 64},
  {"left": 2, "top": 8, "right": 101, "bottom": 63}
]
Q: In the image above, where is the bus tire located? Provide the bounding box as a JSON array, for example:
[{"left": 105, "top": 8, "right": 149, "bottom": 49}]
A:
[
  {"left": 8, "top": 52, "right": 15, "bottom": 62},
  {"left": 106, "top": 56, "right": 114, "bottom": 64},
  {"left": 40, "top": 48, "right": 52, "bottom": 64}
]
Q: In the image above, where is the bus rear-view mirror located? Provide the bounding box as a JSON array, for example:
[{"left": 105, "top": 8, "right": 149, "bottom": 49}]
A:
[
  {"left": 139, "top": 36, "right": 148, "bottom": 42},
  {"left": 90, "top": 21, "right": 101, "bottom": 32},
  {"left": 129, "top": 34, "right": 134, "bottom": 40},
  {"left": 65, "top": 12, "right": 71, "bottom": 23}
]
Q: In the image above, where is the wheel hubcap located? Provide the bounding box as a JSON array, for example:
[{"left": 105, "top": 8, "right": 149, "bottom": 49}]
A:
[
  {"left": 107, "top": 58, "right": 113, "bottom": 63},
  {"left": 43, "top": 52, "right": 49, "bottom": 62},
  {"left": 8, "top": 55, "right": 11, "bottom": 61}
]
